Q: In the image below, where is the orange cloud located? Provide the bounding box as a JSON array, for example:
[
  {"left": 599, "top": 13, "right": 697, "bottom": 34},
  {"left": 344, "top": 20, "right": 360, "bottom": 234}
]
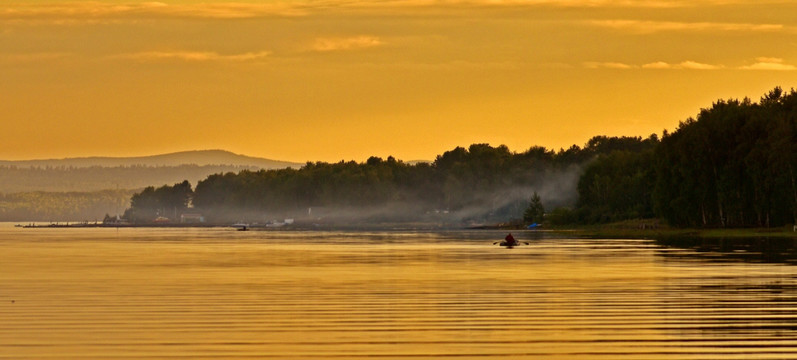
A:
[
  {"left": 591, "top": 20, "right": 783, "bottom": 34},
  {"left": 740, "top": 57, "right": 797, "bottom": 71},
  {"left": 642, "top": 61, "right": 722, "bottom": 70},
  {"left": 0, "top": 2, "right": 307, "bottom": 21},
  {"left": 114, "top": 50, "right": 271, "bottom": 62},
  {"left": 0, "top": 0, "right": 729, "bottom": 24},
  {"left": 583, "top": 62, "right": 634, "bottom": 69},
  {"left": 312, "top": 36, "right": 384, "bottom": 52}
]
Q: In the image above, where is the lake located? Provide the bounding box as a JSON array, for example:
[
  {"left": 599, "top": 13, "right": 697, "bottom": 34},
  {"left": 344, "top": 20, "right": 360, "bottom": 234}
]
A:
[{"left": 1, "top": 225, "right": 796, "bottom": 359}]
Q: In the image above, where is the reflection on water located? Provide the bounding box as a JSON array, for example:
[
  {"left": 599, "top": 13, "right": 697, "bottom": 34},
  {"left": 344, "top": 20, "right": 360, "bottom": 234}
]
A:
[
  {"left": 656, "top": 236, "right": 797, "bottom": 264},
  {"left": 1, "top": 226, "right": 796, "bottom": 359}
]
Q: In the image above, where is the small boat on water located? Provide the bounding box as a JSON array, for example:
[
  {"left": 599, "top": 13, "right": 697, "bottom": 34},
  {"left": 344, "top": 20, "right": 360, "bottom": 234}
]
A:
[
  {"left": 231, "top": 223, "right": 250, "bottom": 231},
  {"left": 494, "top": 233, "right": 530, "bottom": 248}
]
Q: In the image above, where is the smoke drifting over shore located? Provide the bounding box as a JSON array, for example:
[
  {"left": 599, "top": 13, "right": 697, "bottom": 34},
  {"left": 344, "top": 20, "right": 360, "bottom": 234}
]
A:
[
  {"left": 193, "top": 163, "right": 585, "bottom": 227},
  {"left": 126, "top": 140, "right": 655, "bottom": 227}
]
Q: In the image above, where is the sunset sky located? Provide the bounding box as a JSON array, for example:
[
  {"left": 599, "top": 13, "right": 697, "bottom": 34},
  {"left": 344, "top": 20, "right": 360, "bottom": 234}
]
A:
[{"left": 2, "top": 0, "right": 797, "bottom": 162}]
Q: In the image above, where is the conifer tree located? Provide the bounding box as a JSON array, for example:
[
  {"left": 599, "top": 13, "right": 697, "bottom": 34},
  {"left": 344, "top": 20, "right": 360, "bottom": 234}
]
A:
[{"left": 524, "top": 192, "right": 544, "bottom": 224}]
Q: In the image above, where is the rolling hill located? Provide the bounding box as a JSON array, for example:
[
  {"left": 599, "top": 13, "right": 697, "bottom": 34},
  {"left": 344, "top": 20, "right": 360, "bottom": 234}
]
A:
[
  {"left": 0, "top": 150, "right": 303, "bottom": 220},
  {"left": 0, "top": 150, "right": 301, "bottom": 169},
  {"left": 0, "top": 150, "right": 302, "bottom": 193}
]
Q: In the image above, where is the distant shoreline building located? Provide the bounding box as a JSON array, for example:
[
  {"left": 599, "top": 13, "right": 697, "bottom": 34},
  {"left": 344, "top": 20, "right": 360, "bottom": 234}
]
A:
[{"left": 180, "top": 213, "right": 205, "bottom": 224}]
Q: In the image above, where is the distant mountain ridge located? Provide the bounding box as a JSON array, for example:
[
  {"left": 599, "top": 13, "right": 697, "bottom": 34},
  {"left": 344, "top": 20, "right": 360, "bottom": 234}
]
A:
[{"left": 0, "top": 150, "right": 302, "bottom": 169}]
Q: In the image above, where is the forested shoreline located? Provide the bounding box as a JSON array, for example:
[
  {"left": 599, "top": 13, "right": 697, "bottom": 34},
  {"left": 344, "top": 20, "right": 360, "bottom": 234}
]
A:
[
  {"left": 31, "top": 88, "right": 797, "bottom": 228},
  {"left": 577, "top": 87, "right": 797, "bottom": 228},
  {"left": 123, "top": 135, "right": 658, "bottom": 225},
  {"left": 0, "top": 165, "right": 257, "bottom": 222},
  {"left": 0, "top": 190, "right": 133, "bottom": 222}
]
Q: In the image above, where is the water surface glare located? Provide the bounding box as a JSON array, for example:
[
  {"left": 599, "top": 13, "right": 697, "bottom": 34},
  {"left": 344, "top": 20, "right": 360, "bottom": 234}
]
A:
[{"left": 1, "top": 226, "right": 796, "bottom": 359}]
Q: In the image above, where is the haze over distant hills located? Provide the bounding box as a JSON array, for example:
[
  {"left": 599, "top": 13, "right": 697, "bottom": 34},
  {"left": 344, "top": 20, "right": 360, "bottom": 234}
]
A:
[
  {"left": 0, "top": 150, "right": 303, "bottom": 194},
  {"left": 0, "top": 150, "right": 304, "bottom": 221},
  {"left": 0, "top": 150, "right": 426, "bottom": 221},
  {"left": 0, "top": 150, "right": 301, "bottom": 169}
]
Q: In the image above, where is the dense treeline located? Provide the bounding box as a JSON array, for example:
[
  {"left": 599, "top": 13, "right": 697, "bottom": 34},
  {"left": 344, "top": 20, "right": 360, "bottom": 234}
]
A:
[
  {"left": 0, "top": 189, "right": 133, "bottom": 222},
  {"left": 190, "top": 146, "right": 576, "bottom": 223},
  {"left": 123, "top": 181, "right": 193, "bottom": 222},
  {"left": 577, "top": 87, "right": 797, "bottom": 227},
  {"left": 574, "top": 135, "right": 659, "bottom": 223},
  {"left": 127, "top": 138, "right": 651, "bottom": 224},
  {"left": 653, "top": 88, "right": 797, "bottom": 227},
  {"left": 0, "top": 164, "right": 259, "bottom": 192},
  {"left": 125, "top": 87, "right": 797, "bottom": 228}
]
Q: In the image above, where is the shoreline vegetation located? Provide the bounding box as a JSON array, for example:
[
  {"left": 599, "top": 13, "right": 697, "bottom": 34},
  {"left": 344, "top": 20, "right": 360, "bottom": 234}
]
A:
[
  {"left": 16, "top": 219, "right": 797, "bottom": 240},
  {"left": 115, "top": 88, "right": 796, "bottom": 231},
  {"left": 7, "top": 88, "right": 797, "bottom": 230}
]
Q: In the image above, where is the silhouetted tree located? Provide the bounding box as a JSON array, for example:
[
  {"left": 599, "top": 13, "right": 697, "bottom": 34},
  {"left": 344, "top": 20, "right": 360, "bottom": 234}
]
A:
[{"left": 523, "top": 192, "right": 544, "bottom": 224}]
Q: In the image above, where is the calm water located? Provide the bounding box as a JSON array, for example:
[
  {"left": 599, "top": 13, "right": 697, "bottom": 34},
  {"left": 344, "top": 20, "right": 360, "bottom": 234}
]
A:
[{"left": 1, "top": 225, "right": 797, "bottom": 359}]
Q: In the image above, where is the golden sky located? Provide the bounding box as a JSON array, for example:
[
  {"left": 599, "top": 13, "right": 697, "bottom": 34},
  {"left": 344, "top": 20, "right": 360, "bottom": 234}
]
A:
[{"left": 2, "top": 0, "right": 797, "bottom": 162}]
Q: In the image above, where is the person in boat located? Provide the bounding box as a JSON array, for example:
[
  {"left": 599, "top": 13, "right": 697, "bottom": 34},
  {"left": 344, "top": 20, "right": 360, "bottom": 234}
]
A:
[
  {"left": 504, "top": 233, "right": 517, "bottom": 247},
  {"left": 494, "top": 233, "right": 529, "bottom": 247}
]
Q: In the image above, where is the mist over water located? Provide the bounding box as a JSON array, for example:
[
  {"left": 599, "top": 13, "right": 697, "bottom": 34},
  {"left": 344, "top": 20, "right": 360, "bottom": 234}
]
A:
[{"left": 2, "top": 226, "right": 796, "bottom": 359}]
